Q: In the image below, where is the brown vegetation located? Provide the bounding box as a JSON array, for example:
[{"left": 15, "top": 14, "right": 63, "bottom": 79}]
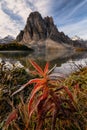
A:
[{"left": 0, "top": 61, "right": 87, "bottom": 130}]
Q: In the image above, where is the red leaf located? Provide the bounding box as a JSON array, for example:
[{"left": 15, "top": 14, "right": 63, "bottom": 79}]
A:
[
  {"left": 28, "top": 86, "right": 48, "bottom": 119},
  {"left": 5, "top": 109, "right": 18, "bottom": 126},
  {"left": 63, "top": 86, "right": 74, "bottom": 102},
  {"left": 30, "top": 84, "right": 43, "bottom": 98},
  {"left": 30, "top": 70, "right": 38, "bottom": 75},
  {"left": 28, "top": 91, "right": 48, "bottom": 119},
  {"left": 28, "top": 84, "right": 44, "bottom": 117},
  {"left": 11, "top": 78, "right": 45, "bottom": 96},
  {"left": 44, "top": 62, "right": 49, "bottom": 75},
  {"left": 29, "top": 60, "right": 44, "bottom": 76},
  {"left": 29, "top": 78, "right": 46, "bottom": 84}
]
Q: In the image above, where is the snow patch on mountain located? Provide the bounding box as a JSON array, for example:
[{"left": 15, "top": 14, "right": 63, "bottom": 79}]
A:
[
  {"left": 71, "top": 35, "right": 83, "bottom": 41},
  {"left": 0, "top": 35, "right": 15, "bottom": 44}
]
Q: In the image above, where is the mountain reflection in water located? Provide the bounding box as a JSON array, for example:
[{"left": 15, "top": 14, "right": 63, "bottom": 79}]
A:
[{"left": 0, "top": 50, "right": 87, "bottom": 73}]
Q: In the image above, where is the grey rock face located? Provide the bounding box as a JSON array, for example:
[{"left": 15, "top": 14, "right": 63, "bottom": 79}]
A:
[
  {"left": 22, "top": 12, "right": 47, "bottom": 43},
  {"left": 16, "top": 30, "right": 24, "bottom": 41},
  {"left": 16, "top": 11, "right": 72, "bottom": 44}
]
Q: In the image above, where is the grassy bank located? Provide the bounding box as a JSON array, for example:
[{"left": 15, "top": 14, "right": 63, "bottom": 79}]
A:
[{"left": 0, "top": 61, "right": 87, "bottom": 130}]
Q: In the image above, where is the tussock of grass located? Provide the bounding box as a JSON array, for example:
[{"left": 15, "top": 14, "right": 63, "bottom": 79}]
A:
[
  {"left": 0, "top": 62, "right": 87, "bottom": 130},
  {"left": 63, "top": 68, "right": 87, "bottom": 130},
  {"left": 0, "top": 67, "right": 31, "bottom": 123}
]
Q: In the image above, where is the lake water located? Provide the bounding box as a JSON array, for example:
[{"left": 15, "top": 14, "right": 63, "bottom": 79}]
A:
[{"left": 0, "top": 50, "right": 87, "bottom": 75}]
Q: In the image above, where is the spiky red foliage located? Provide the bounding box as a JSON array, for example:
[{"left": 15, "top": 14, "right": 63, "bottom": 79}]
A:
[
  {"left": 9, "top": 60, "right": 76, "bottom": 130},
  {"left": 5, "top": 109, "right": 18, "bottom": 126},
  {"left": 27, "top": 61, "right": 50, "bottom": 119}
]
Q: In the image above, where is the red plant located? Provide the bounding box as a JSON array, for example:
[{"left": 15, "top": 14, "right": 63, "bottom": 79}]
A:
[
  {"left": 6, "top": 60, "right": 76, "bottom": 130},
  {"left": 27, "top": 60, "right": 50, "bottom": 119},
  {"left": 11, "top": 60, "right": 51, "bottom": 129}
]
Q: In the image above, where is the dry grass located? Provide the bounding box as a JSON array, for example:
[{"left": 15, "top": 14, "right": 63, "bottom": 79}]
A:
[{"left": 0, "top": 61, "right": 87, "bottom": 130}]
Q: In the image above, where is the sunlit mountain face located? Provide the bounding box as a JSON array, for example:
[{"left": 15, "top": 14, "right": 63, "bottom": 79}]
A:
[{"left": 0, "top": 0, "right": 87, "bottom": 40}]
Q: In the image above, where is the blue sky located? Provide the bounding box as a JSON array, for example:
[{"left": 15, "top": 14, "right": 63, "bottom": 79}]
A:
[{"left": 0, "top": 0, "right": 87, "bottom": 40}]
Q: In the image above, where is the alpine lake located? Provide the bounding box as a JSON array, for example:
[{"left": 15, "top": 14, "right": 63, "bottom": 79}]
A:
[{"left": 0, "top": 49, "right": 87, "bottom": 74}]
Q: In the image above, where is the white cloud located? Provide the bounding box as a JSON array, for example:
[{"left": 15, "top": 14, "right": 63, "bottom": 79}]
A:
[
  {"left": 0, "top": 0, "right": 50, "bottom": 38},
  {"left": 0, "top": 0, "right": 87, "bottom": 40},
  {"left": 34, "top": 0, "right": 51, "bottom": 16},
  {"left": 64, "top": 0, "right": 87, "bottom": 20},
  {"left": 0, "top": 9, "right": 19, "bottom": 37},
  {"left": 59, "top": 19, "right": 87, "bottom": 40},
  {"left": 5, "top": 0, "right": 32, "bottom": 22}
]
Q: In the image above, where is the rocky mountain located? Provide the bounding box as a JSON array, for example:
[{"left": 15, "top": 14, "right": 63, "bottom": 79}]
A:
[
  {"left": 71, "top": 35, "right": 87, "bottom": 48},
  {"left": 16, "top": 11, "right": 73, "bottom": 49},
  {"left": 0, "top": 35, "right": 15, "bottom": 44},
  {"left": 71, "top": 35, "right": 83, "bottom": 41}
]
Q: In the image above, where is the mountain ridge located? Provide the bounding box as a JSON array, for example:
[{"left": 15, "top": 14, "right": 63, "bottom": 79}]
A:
[
  {"left": 0, "top": 35, "right": 15, "bottom": 44},
  {"left": 16, "top": 11, "right": 73, "bottom": 49}
]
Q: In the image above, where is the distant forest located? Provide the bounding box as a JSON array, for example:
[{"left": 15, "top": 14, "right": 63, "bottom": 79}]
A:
[{"left": 0, "top": 41, "right": 33, "bottom": 51}]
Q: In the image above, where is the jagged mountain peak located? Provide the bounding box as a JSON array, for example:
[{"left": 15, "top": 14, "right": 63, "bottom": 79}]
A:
[
  {"left": 16, "top": 11, "right": 72, "bottom": 45},
  {"left": 28, "top": 11, "right": 42, "bottom": 19},
  {"left": 44, "top": 16, "right": 54, "bottom": 25}
]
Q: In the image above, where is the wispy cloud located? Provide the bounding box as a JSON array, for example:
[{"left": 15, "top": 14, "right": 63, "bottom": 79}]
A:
[
  {"left": 1, "top": 2, "right": 24, "bottom": 25},
  {"left": 0, "top": 8, "right": 20, "bottom": 37},
  {"left": 0, "top": 0, "right": 50, "bottom": 37},
  {"left": 0, "top": 0, "right": 31, "bottom": 37},
  {"left": 59, "top": 19, "right": 87, "bottom": 40},
  {"left": 50, "top": 0, "right": 87, "bottom": 39},
  {"left": 64, "top": 0, "right": 87, "bottom": 20},
  {"left": 0, "top": 0, "right": 87, "bottom": 40}
]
